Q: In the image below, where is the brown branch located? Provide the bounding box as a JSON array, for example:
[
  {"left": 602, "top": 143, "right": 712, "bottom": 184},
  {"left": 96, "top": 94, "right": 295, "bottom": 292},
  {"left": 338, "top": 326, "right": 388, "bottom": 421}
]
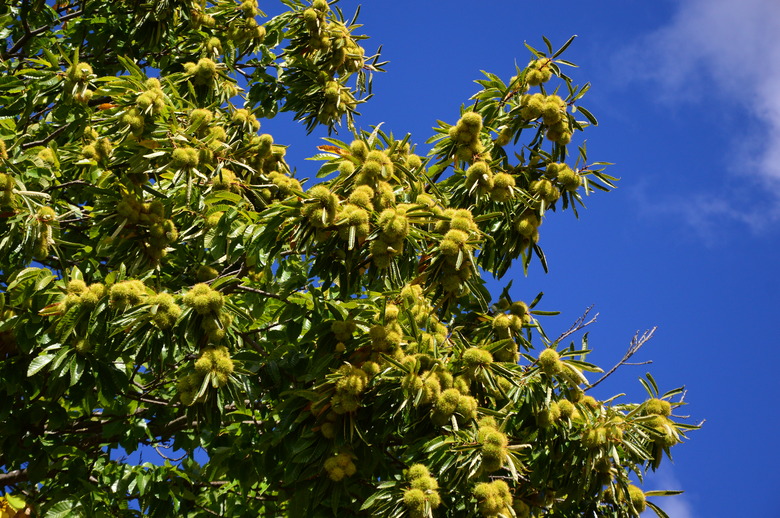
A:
[
  {"left": 233, "top": 284, "right": 289, "bottom": 302},
  {"left": 554, "top": 305, "right": 598, "bottom": 344},
  {"left": 0, "top": 468, "right": 29, "bottom": 486},
  {"left": 44, "top": 180, "right": 91, "bottom": 192},
  {"left": 7, "top": 9, "right": 84, "bottom": 57},
  {"left": 21, "top": 124, "right": 72, "bottom": 150},
  {"left": 586, "top": 327, "right": 657, "bottom": 391}
]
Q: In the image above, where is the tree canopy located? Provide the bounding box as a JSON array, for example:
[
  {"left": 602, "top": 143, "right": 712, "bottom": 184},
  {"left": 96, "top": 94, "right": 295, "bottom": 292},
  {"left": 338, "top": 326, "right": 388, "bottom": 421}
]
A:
[{"left": 0, "top": 1, "right": 698, "bottom": 517}]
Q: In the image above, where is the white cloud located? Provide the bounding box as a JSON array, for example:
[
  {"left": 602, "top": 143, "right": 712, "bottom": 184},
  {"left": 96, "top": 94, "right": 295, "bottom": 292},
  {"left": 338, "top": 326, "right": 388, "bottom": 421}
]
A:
[
  {"left": 621, "top": 0, "right": 780, "bottom": 232},
  {"left": 643, "top": 464, "right": 696, "bottom": 518}
]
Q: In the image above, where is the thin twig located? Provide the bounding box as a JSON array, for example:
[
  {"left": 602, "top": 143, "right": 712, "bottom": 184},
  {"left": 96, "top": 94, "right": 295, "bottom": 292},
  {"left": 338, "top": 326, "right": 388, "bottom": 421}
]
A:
[
  {"left": 7, "top": 10, "right": 84, "bottom": 56},
  {"left": 21, "top": 124, "right": 72, "bottom": 150},
  {"left": 154, "top": 445, "right": 188, "bottom": 463},
  {"left": 234, "top": 284, "right": 289, "bottom": 302},
  {"left": 0, "top": 468, "right": 28, "bottom": 486},
  {"left": 44, "top": 180, "right": 91, "bottom": 192},
  {"left": 587, "top": 327, "right": 657, "bottom": 391},
  {"left": 554, "top": 305, "right": 598, "bottom": 344}
]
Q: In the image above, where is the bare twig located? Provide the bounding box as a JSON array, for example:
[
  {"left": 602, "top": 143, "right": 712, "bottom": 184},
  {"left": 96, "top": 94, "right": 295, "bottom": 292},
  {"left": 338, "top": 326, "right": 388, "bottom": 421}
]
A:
[
  {"left": 7, "top": 10, "right": 84, "bottom": 57},
  {"left": 587, "top": 327, "right": 657, "bottom": 391},
  {"left": 234, "top": 284, "right": 289, "bottom": 302},
  {"left": 154, "top": 445, "right": 188, "bottom": 463},
  {"left": 0, "top": 468, "right": 28, "bottom": 486},
  {"left": 554, "top": 305, "right": 598, "bottom": 344},
  {"left": 22, "top": 124, "right": 73, "bottom": 150}
]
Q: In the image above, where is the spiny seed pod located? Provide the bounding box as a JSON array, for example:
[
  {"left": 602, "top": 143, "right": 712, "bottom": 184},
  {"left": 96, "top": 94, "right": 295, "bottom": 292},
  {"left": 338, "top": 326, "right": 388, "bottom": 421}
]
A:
[
  {"left": 406, "top": 154, "right": 422, "bottom": 169},
  {"left": 557, "top": 166, "right": 581, "bottom": 191},
  {"left": 212, "top": 169, "right": 238, "bottom": 191},
  {"left": 182, "top": 283, "right": 223, "bottom": 315},
  {"left": 338, "top": 160, "right": 356, "bottom": 176},
  {"left": 420, "top": 374, "right": 441, "bottom": 404},
  {"left": 558, "top": 399, "right": 578, "bottom": 420},
  {"left": 510, "top": 300, "right": 529, "bottom": 317},
  {"left": 459, "top": 111, "right": 482, "bottom": 131},
  {"left": 189, "top": 108, "right": 213, "bottom": 130},
  {"left": 474, "top": 480, "right": 512, "bottom": 516},
  {"left": 148, "top": 293, "right": 181, "bottom": 329},
  {"left": 36, "top": 147, "right": 58, "bottom": 168},
  {"left": 176, "top": 372, "right": 201, "bottom": 406},
  {"left": 581, "top": 395, "right": 599, "bottom": 410},
  {"left": 513, "top": 499, "right": 531, "bottom": 518},
  {"left": 377, "top": 208, "right": 409, "bottom": 241},
  {"left": 240, "top": 0, "right": 259, "bottom": 17},
  {"left": 323, "top": 452, "right": 357, "bottom": 481},
  {"left": 526, "top": 58, "right": 553, "bottom": 86},
  {"left": 463, "top": 347, "right": 492, "bottom": 369},
  {"left": 196, "top": 265, "right": 220, "bottom": 282},
  {"left": 372, "top": 181, "right": 395, "bottom": 210},
  {"left": 493, "top": 172, "right": 515, "bottom": 191},
  {"left": 538, "top": 348, "right": 562, "bottom": 375},
  {"left": 93, "top": 137, "right": 109, "bottom": 158},
  {"left": 546, "top": 120, "right": 572, "bottom": 145},
  {"left": 349, "top": 140, "right": 368, "bottom": 160},
  {"left": 171, "top": 147, "right": 199, "bottom": 169},
  {"left": 201, "top": 312, "right": 231, "bottom": 343},
  {"left": 121, "top": 108, "right": 145, "bottom": 134},
  {"left": 514, "top": 211, "right": 541, "bottom": 238},
  {"left": 537, "top": 401, "right": 561, "bottom": 427},
  {"left": 136, "top": 92, "right": 155, "bottom": 111},
  {"left": 582, "top": 426, "right": 607, "bottom": 448},
  {"left": 205, "top": 211, "right": 223, "bottom": 228},
  {"left": 435, "top": 388, "right": 461, "bottom": 416},
  {"left": 186, "top": 57, "right": 218, "bottom": 85},
  {"left": 627, "top": 485, "right": 647, "bottom": 513},
  {"left": 362, "top": 361, "right": 380, "bottom": 377},
  {"left": 402, "top": 372, "right": 424, "bottom": 393},
  {"left": 492, "top": 314, "right": 511, "bottom": 332},
  {"left": 303, "top": 185, "right": 339, "bottom": 227},
  {"left": 530, "top": 178, "right": 560, "bottom": 203},
  {"left": 37, "top": 206, "right": 57, "bottom": 224},
  {"left": 302, "top": 8, "right": 318, "bottom": 27},
  {"left": 320, "top": 421, "right": 336, "bottom": 438},
  {"left": 0, "top": 173, "right": 12, "bottom": 192},
  {"left": 644, "top": 398, "right": 672, "bottom": 417},
  {"left": 384, "top": 303, "right": 400, "bottom": 321},
  {"left": 456, "top": 394, "right": 477, "bottom": 420},
  {"left": 253, "top": 133, "right": 274, "bottom": 156},
  {"left": 466, "top": 160, "right": 491, "bottom": 185},
  {"left": 66, "top": 62, "right": 93, "bottom": 83},
  {"left": 407, "top": 464, "right": 430, "bottom": 480},
  {"left": 444, "top": 228, "right": 470, "bottom": 249},
  {"left": 520, "top": 92, "right": 546, "bottom": 120},
  {"left": 232, "top": 108, "right": 260, "bottom": 131},
  {"left": 542, "top": 95, "right": 567, "bottom": 126},
  {"left": 66, "top": 279, "right": 87, "bottom": 295},
  {"left": 108, "top": 280, "right": 147, "bottom": 309},
  {"left": 403, "top": 488, "right": 426, "bottom": 515}
]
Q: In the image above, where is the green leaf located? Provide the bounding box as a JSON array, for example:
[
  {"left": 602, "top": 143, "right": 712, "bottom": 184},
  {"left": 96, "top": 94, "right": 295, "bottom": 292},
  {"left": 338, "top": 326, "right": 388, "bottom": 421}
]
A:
[
  {"left": 44, "top": 500, "right": 76, "bottom": 518},
  {"left": 27, "top": 353, "right": 55, "bottom": 376}
]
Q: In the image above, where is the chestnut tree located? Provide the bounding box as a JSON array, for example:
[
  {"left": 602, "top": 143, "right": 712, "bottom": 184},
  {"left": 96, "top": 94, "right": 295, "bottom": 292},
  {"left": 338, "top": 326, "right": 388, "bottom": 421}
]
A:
[{"left": 0, "top": 0, "right": 697, "bottom": 516}]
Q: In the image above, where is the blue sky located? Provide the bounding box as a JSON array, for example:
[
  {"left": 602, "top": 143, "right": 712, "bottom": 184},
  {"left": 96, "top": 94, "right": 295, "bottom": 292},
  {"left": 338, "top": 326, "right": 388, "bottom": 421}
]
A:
[{"left": 263, "top": 0, "right": 780, "bottom": 516}]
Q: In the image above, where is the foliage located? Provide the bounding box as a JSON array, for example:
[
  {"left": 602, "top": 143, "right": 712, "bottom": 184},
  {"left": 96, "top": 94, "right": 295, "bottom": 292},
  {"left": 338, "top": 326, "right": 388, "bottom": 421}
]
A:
[{"left": 0, "top": 1, "right": 697, "bottom": 517}]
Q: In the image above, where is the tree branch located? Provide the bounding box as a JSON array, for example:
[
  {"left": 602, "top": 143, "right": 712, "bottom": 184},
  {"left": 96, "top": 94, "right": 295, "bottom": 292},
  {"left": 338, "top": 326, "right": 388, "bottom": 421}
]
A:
[
  {"left": 587, "top": 327, "right": 657, "bottom": 391},
  {"left": 7, "top": 10, "right": 84, "bottom": 57},
  {"left": 0, "top": 468, "right": 29, "bottom": 486},
  {"left": 233, "top": 284, "right": 289, "bottom": 302},
  {"left": 554, "top": 305, "right": 598, "bottom": 344},
  {"left": 21, "top": 123, "right": 72, "bottom": 150}
]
